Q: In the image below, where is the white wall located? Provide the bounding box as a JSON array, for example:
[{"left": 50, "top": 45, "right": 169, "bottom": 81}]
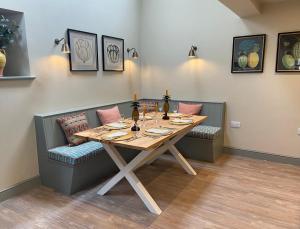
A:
[
  {"left": 140, "top": 0, "right": 300, "bottom": 158},
  {"left": 0, "top": 0, "right": 141, "bottom": 191}
]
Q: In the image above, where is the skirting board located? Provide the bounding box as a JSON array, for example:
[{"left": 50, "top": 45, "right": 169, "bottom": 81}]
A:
[
  {"left": 224, "top": 147, "right": 300, "bottom": 166},
  {"left": 0, "top": 176, "right": 40, "bottom": 203}
]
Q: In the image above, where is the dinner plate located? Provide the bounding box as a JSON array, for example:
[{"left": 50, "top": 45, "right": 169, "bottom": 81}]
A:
[
  {"left": 168, "top": 113, "right": 183, "bottom": 118},
  {"left": 102, "top": 131, "right": 130, "bottom": 141},
  {"left": 139, "top": 114, "right": 153, "bottom": 120},
  {"left": 170, "top": 119, "right": 193, "bottom": 125},
  {"left": 145, "top": 128, "right": 172, "bottom": 136},
  {"left": 105, "top": 122, "right": 128, "bottom": 130}
]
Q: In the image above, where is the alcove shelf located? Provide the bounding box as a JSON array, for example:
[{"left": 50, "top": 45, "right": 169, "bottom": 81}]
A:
[
  {"left": 0, "top": 8, "right": 31, "bottom": 78},
  {"left": 0, "top": 76, "right": 36, "bottom": 81}
]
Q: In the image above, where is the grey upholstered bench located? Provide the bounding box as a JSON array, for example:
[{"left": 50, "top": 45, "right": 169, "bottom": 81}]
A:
[
  {"left": 34, "top": 100, "right": 225, "bottom": 195},
  {"left": 141, "top": 99, "right": 226, "bottom": 162},
  {"left": 34, "top": 101, "right": 136, "bottom": 195},
  {"left": 48, "top": 141, "right": 105, "bottom": 166}
]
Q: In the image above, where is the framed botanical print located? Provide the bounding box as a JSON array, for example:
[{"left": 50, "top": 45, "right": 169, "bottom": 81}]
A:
[
  {"left": 67, "top": 29, "right": 99, "bottom": 71},
  {"left": 276, "top": 31, "right": 300, "bottom": 72},
  {"left": 231, "top": 34, "right": 266, "bottom": 73},
  {"left": 102, "top": 35, "right": 124, "bottom": 72}
]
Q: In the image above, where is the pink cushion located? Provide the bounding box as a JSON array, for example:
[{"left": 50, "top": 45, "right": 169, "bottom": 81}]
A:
[
  {"left": 97, "top": 106, "right": 121, "bottom": 125},
  {"left": 178, "top": 102, "right": 202, "bottom": 115}
]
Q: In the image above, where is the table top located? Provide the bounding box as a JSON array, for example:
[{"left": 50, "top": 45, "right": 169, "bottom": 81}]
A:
[{"left": 75, "top": 113, "right": 207, "bottom": 151}]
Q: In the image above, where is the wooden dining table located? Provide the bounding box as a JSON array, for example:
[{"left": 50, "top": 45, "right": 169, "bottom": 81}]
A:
[{"left": 75, "top": 113, "right": 207, "bottom": 215}]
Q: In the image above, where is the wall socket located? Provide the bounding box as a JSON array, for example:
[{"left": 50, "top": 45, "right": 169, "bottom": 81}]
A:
[
  {"left": 230, "top": 121, "right": 241, "bottom": 128},
  {"left": 297, "top": 128, "right": 300, "bottom": 136}
]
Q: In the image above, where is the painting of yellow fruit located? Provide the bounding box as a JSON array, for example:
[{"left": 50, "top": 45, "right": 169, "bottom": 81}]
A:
[
  {"left": 231, "top": 34, "right": 266, "bottom": 73},
  {"left": 248, "top": 52, "right": 260, "bottom": 68}
]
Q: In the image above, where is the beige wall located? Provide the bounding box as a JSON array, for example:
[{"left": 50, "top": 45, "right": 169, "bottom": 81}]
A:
[
  {"left": 1, "top": 0, "right": 299, "bottom": 192},
  {"left": 0, "top": 0, "right": 141, "bottom": 191},
  {"left": 140, "top": 0, "right": 300, "bottom": 158}
]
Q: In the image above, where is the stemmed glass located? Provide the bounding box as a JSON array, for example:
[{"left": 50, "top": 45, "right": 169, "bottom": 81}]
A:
[
  {"left": 172, "top": 104, "right": 178, "bottom": 114},
  {"left": 120, "top": 114, "right": 126, "bottom": 123}
]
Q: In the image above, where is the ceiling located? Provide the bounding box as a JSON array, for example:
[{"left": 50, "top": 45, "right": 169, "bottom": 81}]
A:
[{"left": 219, "top": 0, "right": 293, "bottom": 18}]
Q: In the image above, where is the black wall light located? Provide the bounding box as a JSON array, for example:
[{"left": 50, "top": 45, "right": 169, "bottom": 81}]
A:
[
  {"left": 54, "top": 37, "right": 70, "bottom": 54},
  {"left": 127, "top": 48, "right": 139, "bottom": 59},
  {"left": 188, "top": 45, "right": 198, "bottom": 58}
]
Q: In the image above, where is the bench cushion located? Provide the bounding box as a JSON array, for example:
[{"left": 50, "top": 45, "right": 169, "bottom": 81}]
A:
[
  {"left": 187, "top": 125, "right": 221, "bottom": 140},
  {"left": 48, "top": 141, "right": 104, "bottom": 166}
]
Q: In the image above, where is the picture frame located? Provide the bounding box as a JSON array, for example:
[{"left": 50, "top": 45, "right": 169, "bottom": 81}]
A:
[
  {"left": 231, "top": 34, "right": 266, "bottom": 73},
  {"left": 276, "top": 31, "right": 300, "bottom": 72},
  {"left": 102, "top": 35, "right": 124, "bottom": 72},
  {"left": 67, "top": 29, "right": 99, "bottom": 71}
]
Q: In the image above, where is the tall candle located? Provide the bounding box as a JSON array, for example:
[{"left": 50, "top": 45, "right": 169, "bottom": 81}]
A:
[
  {"left": 133, "top": 93, "right": 137, "bottom": 101},
  {"left": 166, "top": 90, "right": 168, "bottom": 96}
]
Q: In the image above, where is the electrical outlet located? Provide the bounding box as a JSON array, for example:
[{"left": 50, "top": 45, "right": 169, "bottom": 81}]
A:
[
  {"left": 297, "top": 128, "right": 300, "bottom": 136},
  {"left": 230, "top": 121, "right": 241, "bottom": 128}
]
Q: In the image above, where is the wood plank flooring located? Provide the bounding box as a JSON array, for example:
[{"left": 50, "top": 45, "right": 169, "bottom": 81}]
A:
[{"left": 0, "top": 154, "right": 299, "bottom": 229}]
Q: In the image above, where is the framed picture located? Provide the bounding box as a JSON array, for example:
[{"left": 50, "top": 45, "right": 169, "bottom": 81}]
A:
[
  {"left": 276, "top": 31, "right": 300, "bottom": 72},
  {"left": 102, "top": 35, "right": 124, "bottom": 72},
  {"left": 67, "top": 29, "right": 99, "bottom": 71},
  {"left": 231, "top": 34, "right": 266, "bottom": 73}
]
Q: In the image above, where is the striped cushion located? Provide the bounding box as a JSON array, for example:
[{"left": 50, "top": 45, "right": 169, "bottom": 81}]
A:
[
  {"left": 57, "top": 112, "right": 89, "bottom": 146},
  {"left": 48, "top": 141, "right": 104, "bottom": 166},
  {"left": 187, "top": 125, "right": 221, "bottom": 140}
]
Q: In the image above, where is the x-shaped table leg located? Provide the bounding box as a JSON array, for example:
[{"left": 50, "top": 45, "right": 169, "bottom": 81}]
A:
[
  {"left": 98, "top": 144, "right": 163, "bottom": 214},
  {"left": 98, "top": 128, "right": 197, "bottom": 215}
]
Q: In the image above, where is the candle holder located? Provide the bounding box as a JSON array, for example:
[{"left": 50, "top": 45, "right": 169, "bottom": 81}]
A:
[
  {"left": 131, "top": 100, "right": 140, "bottom": 131},
  {"left": 162, "top": 93, "right": 170, "bottom": 120}
]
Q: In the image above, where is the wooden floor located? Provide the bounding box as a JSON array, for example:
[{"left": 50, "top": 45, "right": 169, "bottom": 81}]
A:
[{"left": 0, "top": 154, "right": 299, "bottom": 229}]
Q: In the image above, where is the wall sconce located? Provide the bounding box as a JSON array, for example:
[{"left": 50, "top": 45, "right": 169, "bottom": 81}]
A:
[
  {"left": 54, "top": 37, "right": 70, "bottom": 54},
  {"left": 127, "top": 48, "right": 139, "bottom": 59},
  {"left": 188, "top": 45, "right": 198, "bottom": 58}
]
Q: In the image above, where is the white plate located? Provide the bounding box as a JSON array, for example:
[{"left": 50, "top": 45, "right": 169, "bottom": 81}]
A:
[
  {"left": 139, "top": 115, "right": 152, "bottom": 120},
  {"left": 106, "top": 122, "right": 127, "bottom": 129},
  {"left": 103, "top": 131, "right": 128, "bottom": 140},
  {"left": 169, "top": 113, "right": 183, "bottom": 117},
  {"left": 145, "top": 128, "right": 171, "bottom": 135},
  {"left": 171, "top": 119, "right": 193, "bottom": 124}
]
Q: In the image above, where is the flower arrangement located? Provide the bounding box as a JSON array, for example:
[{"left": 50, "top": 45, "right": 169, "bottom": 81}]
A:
[{"left": 0, "top": 15, "right": 19, "bottom": 49}]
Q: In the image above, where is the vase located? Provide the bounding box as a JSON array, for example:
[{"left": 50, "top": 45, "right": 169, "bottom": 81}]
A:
[{"left": 0, "top": 49, "right": 6, "bottom": 77}]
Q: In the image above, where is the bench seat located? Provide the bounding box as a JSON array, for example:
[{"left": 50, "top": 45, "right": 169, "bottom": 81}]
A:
[
  {"left": 187, "top": 125, "right": 221, "bottom": 140},
  {"left": 48, "top": 141, "right": 104, "bottom": 166}
]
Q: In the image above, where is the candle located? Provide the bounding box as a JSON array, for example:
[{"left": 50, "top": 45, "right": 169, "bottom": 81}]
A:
[
  {"left": 166, "top": 90, "right": 168, "bottom": 96},
  {"left": 133, "top": 93, "right": 137, "bottom": 101}
]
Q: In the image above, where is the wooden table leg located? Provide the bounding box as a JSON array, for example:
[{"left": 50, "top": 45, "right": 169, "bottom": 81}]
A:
[
  {"left": 168, "top": 144, "right": 197, "bottom": 175},
  {"left": 98, "top": 144, "right": 162, "bottom": 215}
]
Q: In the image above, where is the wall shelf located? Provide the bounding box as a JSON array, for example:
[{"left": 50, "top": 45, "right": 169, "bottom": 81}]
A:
[
  {"left": 0, "top": 76, "right": 36, "bottom": 81},
  {"left": 0, "top": 8, "right": 31, "bottom": 77}
]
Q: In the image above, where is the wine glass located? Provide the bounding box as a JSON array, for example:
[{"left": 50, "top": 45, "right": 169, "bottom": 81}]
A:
[
  {"left": 120, "top": 114, "right": 125, "bottom": 123},
  {"left": 172, "top": 104, "right": 178, "bottom": 114}
]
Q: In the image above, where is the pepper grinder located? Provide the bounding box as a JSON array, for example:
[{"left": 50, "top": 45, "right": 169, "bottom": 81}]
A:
[
  {"left": 131, "top": 94, "right": 140, "bottom": 131},
  {"left": 162, "top": 90, "right": 170, "bottom": 120}
]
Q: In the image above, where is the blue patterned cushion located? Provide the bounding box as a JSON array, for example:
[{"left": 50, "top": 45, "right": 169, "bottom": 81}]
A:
[
  {"left": 48, "top": 141, "right": 104, "bottom": 166},
  {"left": 187, "top": 125, "right": 221, "bottom": 140}
]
